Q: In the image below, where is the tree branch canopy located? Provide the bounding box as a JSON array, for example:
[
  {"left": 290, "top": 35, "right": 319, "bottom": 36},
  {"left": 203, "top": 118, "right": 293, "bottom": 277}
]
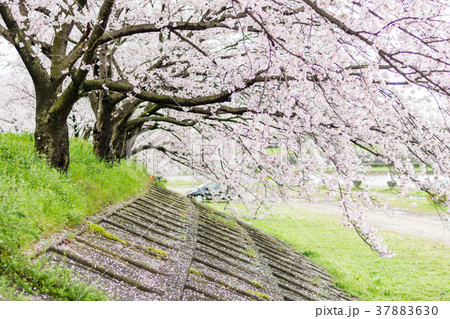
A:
[{"left": 1, "top": 0, "right": 449, "bottom": 258}]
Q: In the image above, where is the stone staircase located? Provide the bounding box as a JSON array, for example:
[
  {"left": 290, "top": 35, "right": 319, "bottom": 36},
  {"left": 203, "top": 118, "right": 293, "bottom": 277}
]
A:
[{"left": 35, "top": 185, "right": 351, "bottom": 301}]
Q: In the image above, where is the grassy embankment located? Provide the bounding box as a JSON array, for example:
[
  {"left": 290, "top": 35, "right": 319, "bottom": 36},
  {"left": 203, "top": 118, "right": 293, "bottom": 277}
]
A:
[
  {"left": 0, "top": 133, "right": 151, "bottom": 300},
  {"left": 209, "top": 202, "right": 450, "bottom": 301}
]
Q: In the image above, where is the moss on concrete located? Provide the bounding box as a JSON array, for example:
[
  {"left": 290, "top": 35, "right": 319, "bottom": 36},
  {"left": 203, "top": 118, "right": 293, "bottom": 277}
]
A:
[{"left": 86, "top": 222, "right": 128, "bottom": 246}]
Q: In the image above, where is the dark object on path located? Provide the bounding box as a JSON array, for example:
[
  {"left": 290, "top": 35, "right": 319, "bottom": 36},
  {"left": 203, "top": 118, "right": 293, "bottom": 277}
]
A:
[
  {"left": 34, "top": 185, "right": 352, "bottom": 301},
  {"left": 187, "top": 183, "right": 236, "bottom": 202}
]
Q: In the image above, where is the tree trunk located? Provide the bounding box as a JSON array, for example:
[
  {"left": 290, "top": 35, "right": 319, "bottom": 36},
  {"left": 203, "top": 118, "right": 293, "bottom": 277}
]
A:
[
  {"left": 92, "top": 93, "right": 115, "bottom": 161},
  {"left": 91, "top": 44, "right": 118, "bottom": 162},
  {"left": 110, "top": 121, "right": 127, "bottom": 160},
  {"left": 110, "top": 110, "right": 135, "bottom": 160},
  {"left": 33, "top": 85, "right": 78, "bottom": 173},
  {"left": 34, "top": 112, "right": 70, "bottom": 173}
]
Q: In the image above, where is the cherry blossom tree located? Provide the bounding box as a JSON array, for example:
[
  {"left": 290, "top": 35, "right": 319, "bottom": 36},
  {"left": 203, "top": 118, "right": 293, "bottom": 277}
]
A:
[
  {"left": 0, "top": 39, "right": 93, "bottom": 135},
  {"left": 1, "top": 0, "right": 449, "bottom": 256},
  {"left": 0, "top": 0, "right": 278, "bottom": 169},
  {"left": 0, "top": 37, "right": 34, "bottom": 132}
]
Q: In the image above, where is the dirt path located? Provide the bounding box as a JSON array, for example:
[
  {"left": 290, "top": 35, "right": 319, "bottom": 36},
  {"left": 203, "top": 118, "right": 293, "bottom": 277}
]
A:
[{"left": 168, "top": 186, "right": 450, "bottom": 247}]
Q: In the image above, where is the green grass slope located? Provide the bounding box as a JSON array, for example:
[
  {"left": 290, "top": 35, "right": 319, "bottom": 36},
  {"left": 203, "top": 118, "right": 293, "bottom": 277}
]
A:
[
  {"left": 253, "top": 210, "right": 450, "bottom": 301},
  {"left": 0, "top": 133, "right": 151, "bottom": 300},
  {"left": 210, "top": 203, "right": 449, "bottom": 301},
  {"left": 0, "top": 133, "right": 150, "bottom": 254}
]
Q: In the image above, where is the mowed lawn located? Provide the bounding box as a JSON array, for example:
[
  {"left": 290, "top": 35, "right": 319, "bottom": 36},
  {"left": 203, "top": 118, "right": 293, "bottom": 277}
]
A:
[{"left": 210, "top": 203, "right": 450, "bottom": 301}]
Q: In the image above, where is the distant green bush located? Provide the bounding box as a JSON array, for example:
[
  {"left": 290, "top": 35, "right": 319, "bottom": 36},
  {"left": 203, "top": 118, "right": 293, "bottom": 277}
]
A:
[
  {"left": 387, "top": 181, "right": 397, "bottom": 188},
  {"left": 353, "top": 180, "right": 362, "bottom": 188}
]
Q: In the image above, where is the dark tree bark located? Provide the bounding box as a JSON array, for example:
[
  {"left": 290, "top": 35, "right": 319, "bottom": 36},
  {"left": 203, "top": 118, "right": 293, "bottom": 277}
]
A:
[
  {"left": 34, "top": 120, "right": 70, "bottom": 173},
  {"left": 111, "top": 113, "right": 132, "bottom": 160},
  {"left": 91, "top": 44, "right": 114, "bottom": 161},
  {"left": 89, "top": 92, "right": 147, "bottom": 162},
  {"left": 90, "top": 91, "right": 129, "bottom": 162},
  {"left": 92, "top": 93, "right": 115, "bottom": 161},
  {"left": 33, "top": 87, "right": 72, "bottom": 172}
]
